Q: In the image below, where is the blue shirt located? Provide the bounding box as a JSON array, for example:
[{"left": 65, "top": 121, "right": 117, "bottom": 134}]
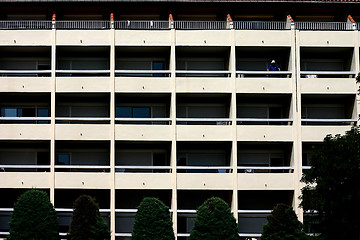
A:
[{"left": 268, "top": 64, "right": 280, "bottom": 71}]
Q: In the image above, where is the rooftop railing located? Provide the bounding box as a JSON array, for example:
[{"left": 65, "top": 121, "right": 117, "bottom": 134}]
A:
[
  {"left": 115, "top": 20, "right": 170, "bottom": 29},
  {"left": 174, "top": 21, "right": 227, "bottom": 30},
  {"left": 0, "top": 20, "right": 52, "bottom": 30},
  {"left": 234, "top": 21, "right": 288, "bottom": 30},
  {"left": 0, "top": 20, "right": 356, "bottom": 31},
  {"left": 56, "top": 20, "right": 110, "bottom": 29},
  {"left": 295, "top": 22, "right": 352, "bottom": 31}
]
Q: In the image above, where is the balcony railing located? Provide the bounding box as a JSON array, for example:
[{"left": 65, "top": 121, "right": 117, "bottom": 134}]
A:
[
  {"left": 236, "top": 71, "right": 292, "bottom": 78},
  {"left": 237, "top": 118, "right": 293, "bottom": 125},
  {"left": 302, "top": 118, "right": 357, "bottom": 125},
  {"left": 56, "top": 21, "right": 110, "bottom": 29},
  {"left": 0, "top": 21, "right": 52, "bottom": 30},
  {"left": 300, "top": 71, "right": 356, "bottom": 78},
  {"left": 174, "top": 21, "right": 227, "bottom": 30},
  {"left": 115, "top": 70, "right": 171, "bottom": 77},
  {"left": 115, "top": 166, "right": 172, "bottom": 173},
  {"left": 115, "top": 117, "right": 172, "bottom": 125},
  {"left": 177, "top": 166, "right": 232, "bottom": 173},
  {"left": 176, "top": 118, "right": 232, "bottom": 125},
  {"left": 0, "top": 70, "right": 51, "bottom": 77},
  {"left": 237, "top": 166, "right": 294, "bottom": 173},
  {"left": 55, "top": 117, "right": 111, "bottom": 124},
  {"left": 0, "top": 117, "right": 51, "bottom": 124},
  {"left": 176, "top": 70, "right": 231, "bottom": 77},
  {"left": 295, "top": 22, "right": 352, "bottom": 31},
  {"left": 55, "top": 70, "right": 110, "bottom": 77},
  {"left": 115, "top": 20, "right": 170, "bottom": 29},
  {"left": 0, "top": 165, "right": 50, "bottom": 172},
  {"left": 54, "top": 165, "right": 111, "bottom": 172},
  {"left": 234, "top": 21, "right": 288, "bottom": 30}
]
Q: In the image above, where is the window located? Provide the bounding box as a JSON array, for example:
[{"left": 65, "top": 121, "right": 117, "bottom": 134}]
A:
[
  {"left": 116, "top": 107, "right": 151, "bottom": 118},
  {"left": 56, "top": 153, "right": 70, "bottom": 165}
]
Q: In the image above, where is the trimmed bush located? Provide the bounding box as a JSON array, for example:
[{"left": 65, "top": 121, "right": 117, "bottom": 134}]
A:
[
  {"left": 132, "top": 197, "right": 175, "bottom": 240},
  {"left": 261, "top": 203, "right": 308, "bottom": 240},
  {"left": 69, "top": 195, "right": 110, "bottom": 240},
  {"left": 190, "top": 197, "right": 239, "bottom": 240},
  {"left": 9, "top": 189, "right": 59, "bottom": 240}
]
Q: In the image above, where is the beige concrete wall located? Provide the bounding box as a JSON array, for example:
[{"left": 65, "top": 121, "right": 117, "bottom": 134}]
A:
[{"left": 0, "top": 77, "right": 52, "bottom": 92}]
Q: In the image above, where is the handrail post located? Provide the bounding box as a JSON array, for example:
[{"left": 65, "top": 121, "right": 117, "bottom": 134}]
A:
[
  {"left": 110, "top": 13, "right": 114, "bottom": 29},
  {"left": 52, "top": 13, "right": 56, "bottom": 29},
  {"left": 169, "top": 14, "right": 174, "bottom": 29}
]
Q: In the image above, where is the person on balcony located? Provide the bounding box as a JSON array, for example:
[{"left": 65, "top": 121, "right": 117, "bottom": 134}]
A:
[{"left": 267, "top": 60, "right": 280, "bottom": 71}]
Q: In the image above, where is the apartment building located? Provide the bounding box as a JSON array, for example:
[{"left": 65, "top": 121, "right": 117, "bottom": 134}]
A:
[{"left": 0, "top": 0, "right": 359, "bottom": 239}]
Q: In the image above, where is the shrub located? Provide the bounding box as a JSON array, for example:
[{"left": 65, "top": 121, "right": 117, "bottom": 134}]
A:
[{"left": 9, "top": 189, "right": 59, "bottom": 240}]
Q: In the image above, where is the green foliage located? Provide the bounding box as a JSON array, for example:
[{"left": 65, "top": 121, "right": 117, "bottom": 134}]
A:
[
  {"left": 9, "top": 189, "right": 59, "bottom": 240},
  {"left": 300, "top": 127, "right": 360, "bottom": 240},
  {"left": 69, "top": 195, "right": 110, "bottom": 240},
  {"left": 189, "top": 197, "right": 239, "bottom": 240},
  {"left": 132, "top": 197, "right": 175, "bottom": 240},
  {"left": 261, "top": 203, "right": 308, "bottom": 240}
]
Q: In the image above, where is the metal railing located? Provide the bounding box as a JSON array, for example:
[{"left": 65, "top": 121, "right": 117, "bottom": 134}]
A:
[
  {"left": 296, "top": 22, "right": 352, "bottom": 31},
  {"left": 54, "top": 165, "right": 111, "bottom": 172},
  {"left": 174, "top": 21, "right": 227, "bottom": 30},
  {"left": 300, "top": 71, "right": 356, "bottom": 78},
  {"left": 238, "top": 166, "right": 294, "bottom": 173},
  {"left": 115, "top": 117, "right": 172, "bottom": 125},
  {"left": 115, "top": 166, "right": 172, "bottom": 173},
  {"left": 0, "top": 20, "right": 52, "bottom": 30},
  {"left": 234, "top": 21, "right": 288, "bottom": 30},
  {"left": 176, "top": 118, "right": 232, "bottom": 125},
  {"left": 176, "top": 70, "right": 231, "bottom": 77},
  {"left": 237, "top": 118, "right": 293, "bottom": 125},
  {"left": 56, "top": 21, "right": 110, "bottom": 29},
  {"left": 302, "top": 118, "right": 357, "bottom": 125},
  {"left": 0, "top": 165, "right": 50, "bottom": 172},
  {"left": 0, "top": 117, "right": 51, "bottom": 124},
  {"left": 0, "top": 70, "right": 51, "bottom": 77},
  {"left": 55, "top": 117, "right": 111, "bottom": 124},
  {"left": 115, "top": 20, "right": 170, "bottom": 29},
  {"left": 236, "top": 70, "right": 292, "bottom": 78},
  {"left": 177, "top": 166, "right": 232, "bottom": 173},
  {"left": 56, "top": 70, "right": 110, "bottom": 77},
  {"left": 115, "top": 69, "right": 171, "bottom": 77}
]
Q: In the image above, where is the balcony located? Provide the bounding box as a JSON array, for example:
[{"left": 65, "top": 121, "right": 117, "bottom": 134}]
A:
[
  {"left": 236, "top": 47, "right": 292, "bottom": 79},
  {"left": 115, "top": 46, "right": 170, "bottom": 78},
  {"left": 238, "top": 190, "right": 293, "bottom": 237},
  {"left": 56, "top": 46, "right": 110, "bottom": 77},
  {"left": 177, "top": 190, "right": 232, "bottom": 239},
  {"left": 237, "top": 94, "right": 293, "bottom": 126},
  {"left": 115, "top": 141, "right": 171, "bottom": 173},
  {"left": 296, "top": 21, "right": 352, "bottom": 31},
  {"left": 0, "top": 46, "right": 51, "bottom": 77},
  {"left": 55, "top": 140, "right": 110, "bottom": 172},
  {"left": 115, "top": 93, "right": 171, "bottom": 125},
  {"left": 176, "top": 47, "right": 231, "bottom": 77},
  {"left": 300, "top": 47, "right": 355, "bottom": 79},
  {"left": 238, "top": 142, "right": 293, "bottom": 174},
  {"left": 0, "top": 140, "right": 50, "bottom": 172},
  {"left": 115, "top": 190, "right": 171, "bottom": 238},
  {"left": 177, "top": 142, "right": 231, "bottom": 174},
  {"left": 0, "top": 93, "right": 51, "bottom": 124},
  {"left": 56, "top": 93, "right": 110, "bottom": 124},
  {"left": 301, "top": 94, "right": 356, "bottom": 126}
]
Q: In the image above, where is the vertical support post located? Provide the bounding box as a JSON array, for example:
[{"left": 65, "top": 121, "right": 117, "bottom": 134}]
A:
[{"left": 50, "top": 13, "right": 56, "bottom": 205}]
